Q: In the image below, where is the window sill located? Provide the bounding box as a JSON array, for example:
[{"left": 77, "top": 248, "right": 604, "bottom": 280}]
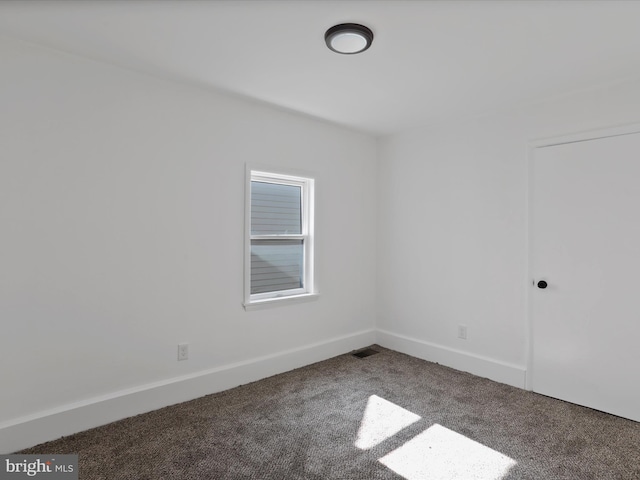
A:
[{"left": 243, "top": 293, "right": 319, "bottom": 311}]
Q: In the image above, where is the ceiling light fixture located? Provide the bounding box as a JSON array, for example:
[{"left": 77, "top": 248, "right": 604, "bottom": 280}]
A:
[{"left": 325, "top": 23, "right": 374, "bottom": 55}]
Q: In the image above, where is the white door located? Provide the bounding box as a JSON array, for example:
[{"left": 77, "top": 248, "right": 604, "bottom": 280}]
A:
[{"left": 531, "top": 132, "right": 640, "bottom": 422}]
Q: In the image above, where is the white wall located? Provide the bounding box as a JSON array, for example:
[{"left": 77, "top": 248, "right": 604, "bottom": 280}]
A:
[
  {"left": 0, "top": 37, "right": 377, "bottom": 451},
  {"left": 6, "top": 31, "right": 640, "bottom": 454},
  {"left": 377, "top": 79, "right": 640, "bottom": 386}
]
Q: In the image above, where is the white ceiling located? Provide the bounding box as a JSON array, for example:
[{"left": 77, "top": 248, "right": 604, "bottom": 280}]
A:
[{"left": 2, "top": 0, "right": 640, "bottom": 136}]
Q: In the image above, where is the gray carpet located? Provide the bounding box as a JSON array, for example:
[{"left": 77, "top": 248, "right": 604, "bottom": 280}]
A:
[{"left": 20, "top": 346, "right": 640, "bottom": 479}]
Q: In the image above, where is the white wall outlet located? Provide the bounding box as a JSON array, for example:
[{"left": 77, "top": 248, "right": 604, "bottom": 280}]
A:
[
  {"left": 458, "top": 325, "right": 467, "bottom": 340},
  {"left": 178, "top": 343, "right": 189, "bottom": 361}
]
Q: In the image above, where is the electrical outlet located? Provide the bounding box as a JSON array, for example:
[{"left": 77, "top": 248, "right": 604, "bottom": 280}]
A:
[
  {"left": 178, "top": 343, "right": 189, "bottom": 361},
  {"left": 458, "top": 325, "right": 467, "bottom": 340}
]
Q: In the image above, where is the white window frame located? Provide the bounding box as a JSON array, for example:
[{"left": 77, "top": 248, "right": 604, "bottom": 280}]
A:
[{"left": 244, "top": 167, "right": 317, "bottom": 310}]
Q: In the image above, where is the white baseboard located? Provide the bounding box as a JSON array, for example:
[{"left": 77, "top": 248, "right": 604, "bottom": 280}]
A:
[
  {"left": 0, "top": 329, "right": 376, "bottom": 454},
  {"left": 376, "top": 329, "right": 526, "bottom": 389},
  {"left": 1, "top": 328, "right": 525, "bottom": 453}
]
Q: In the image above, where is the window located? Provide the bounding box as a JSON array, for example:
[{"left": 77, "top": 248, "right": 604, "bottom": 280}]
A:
[{"left": 244, "top": 169, "right": 315, "bottom": 309}]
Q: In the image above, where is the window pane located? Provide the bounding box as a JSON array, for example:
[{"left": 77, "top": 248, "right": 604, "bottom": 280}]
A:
[
  {"left": 251, "top": 181, "right": 301, "bottom": 235},
  {"left": 251, "top": 239, "right": 303, "bottom": 294}
]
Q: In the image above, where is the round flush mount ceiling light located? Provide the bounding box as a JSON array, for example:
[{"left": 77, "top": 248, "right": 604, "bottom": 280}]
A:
[{"left": 325, "top": 23, "right": 374, "bottom": 54}]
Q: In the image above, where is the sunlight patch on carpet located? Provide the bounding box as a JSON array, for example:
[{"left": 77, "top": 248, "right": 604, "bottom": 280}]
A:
[
  {"left": 355, "top": 395, "right": 421, "bottom": 449},
  {"left": 378, "top": 423, "right": 517, "bottom": 480}
]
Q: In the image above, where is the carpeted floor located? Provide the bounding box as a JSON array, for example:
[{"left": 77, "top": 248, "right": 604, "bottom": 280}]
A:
[{"left": 20, "top": 346, "right": 640, "bottom": 479}]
